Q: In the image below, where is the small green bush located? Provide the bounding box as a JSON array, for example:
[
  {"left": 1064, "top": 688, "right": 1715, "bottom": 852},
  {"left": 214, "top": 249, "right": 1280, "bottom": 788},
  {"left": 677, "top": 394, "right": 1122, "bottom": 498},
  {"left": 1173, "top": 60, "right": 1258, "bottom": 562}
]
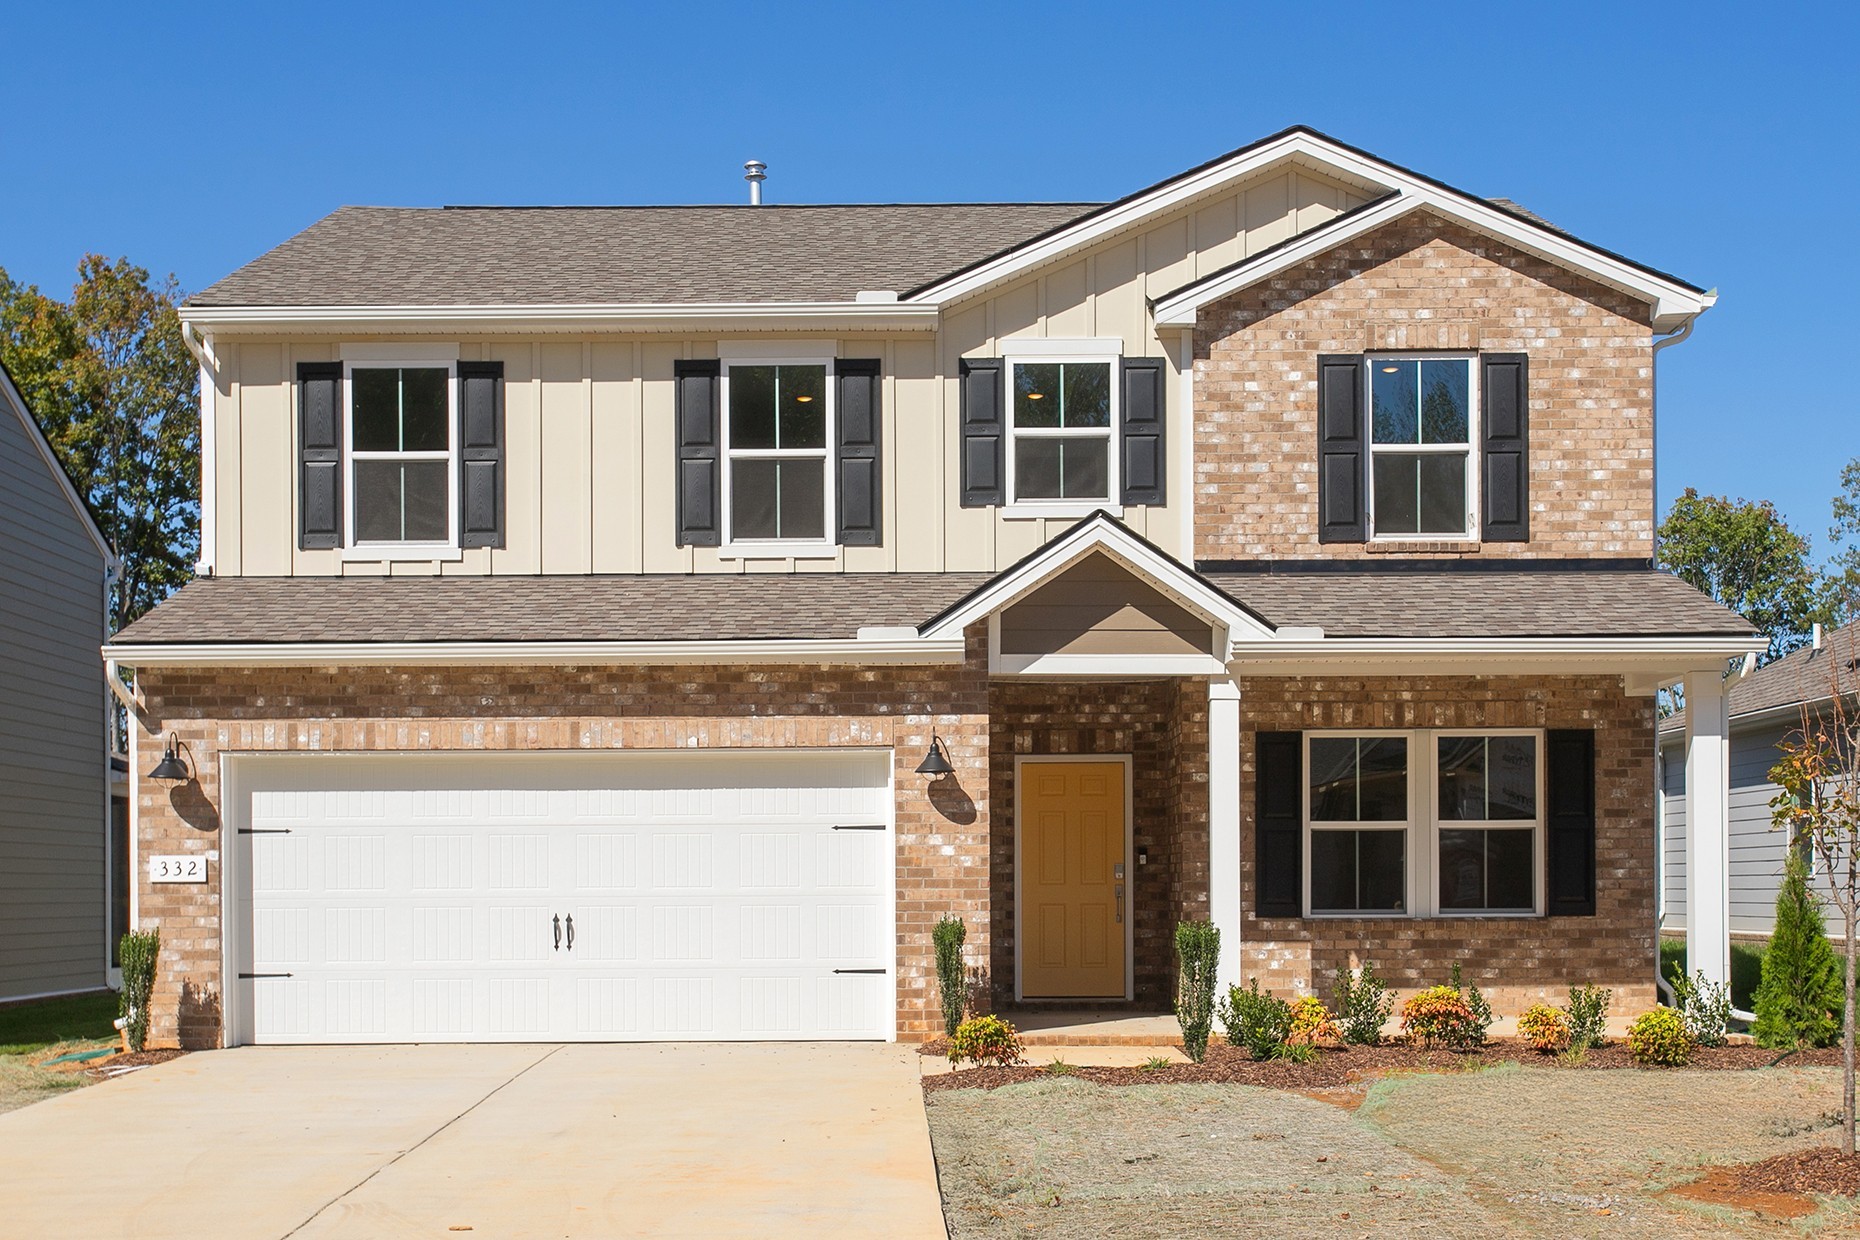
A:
[
  {"left": 1626, "top": 1005, "right": 1695, "bottom": 1066},
  {"left": 1272, "top": 1040, "right": 1319, "bottom": 1064},
  {"left": 1672, "top": 971, "right": 1732, "bottom": 1048},
  {"left": 1174, "top": 920, "right": 1221, "bottom": 1063},
  {"left": 1138, "top": 1055, "right": 1172, "bottom": 1072},
  {"left": 1400, "top": 985, "right": 1482, "bottom": 1051},
  {"left": 1752, "top": 850, "right": 1842, "bottom": 1049},
  {"left": 1219, "top": 979, "right": 1293, "bottom": 1060},
  {"left": 1517, "top": 1003, "right": 1569, "bottom": 1053},
  {"left": 948, "top": 1014, "right": 1023, "bottom": 1067},
  {"left": 117, "top": 928, "right": 160, "bottom": 1053},
  {"left": 1286, "top": 993, "right": 1339, "bottom": 1047},
  {"left": 1563, "top": 983, "right": 1612, "bottom": 1057},
  {"left": 1333, "top": 960, "right": 1395, "bottom": 1045},
  {"left": 1044, "top": 1057, "right": 1077, "bottom": 1076},
  {"left": 932, "top": 915, "right": 967, "bottom": 1038}
]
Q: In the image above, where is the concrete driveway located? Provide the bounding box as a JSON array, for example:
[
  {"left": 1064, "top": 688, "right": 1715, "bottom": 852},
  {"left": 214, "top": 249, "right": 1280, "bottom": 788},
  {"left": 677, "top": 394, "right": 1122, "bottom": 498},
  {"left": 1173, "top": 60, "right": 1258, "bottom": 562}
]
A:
[{"left": 0, "top": 1043, "right": 946, "bottom": 1239}]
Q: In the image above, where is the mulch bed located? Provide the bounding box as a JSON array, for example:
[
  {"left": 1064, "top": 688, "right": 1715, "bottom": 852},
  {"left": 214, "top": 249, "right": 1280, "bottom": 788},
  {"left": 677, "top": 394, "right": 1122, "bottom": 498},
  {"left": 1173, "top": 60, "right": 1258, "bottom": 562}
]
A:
[
  {"left": 922, "top": 1039, "right": 1843, "bottom": 1094},
  {"left": 82, "top": 1048, "right": 185, "bottom": 1077},
  {"left": 1709, "top": 1147, "right": 1860, "bottom": 1198}
]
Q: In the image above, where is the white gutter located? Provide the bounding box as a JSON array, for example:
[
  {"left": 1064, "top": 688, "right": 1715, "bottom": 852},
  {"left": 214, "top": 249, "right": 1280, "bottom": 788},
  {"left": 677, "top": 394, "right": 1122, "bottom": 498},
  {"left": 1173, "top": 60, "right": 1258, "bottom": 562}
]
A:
[
  {"left": 1234, "top": 634, "right": 1764, "bottom": 662},
  {"left": 102, "top": 636, "right": 967, "bottom": 668},
  {"left": 180, "top": 302, "right": 942, "bottom": 335}
]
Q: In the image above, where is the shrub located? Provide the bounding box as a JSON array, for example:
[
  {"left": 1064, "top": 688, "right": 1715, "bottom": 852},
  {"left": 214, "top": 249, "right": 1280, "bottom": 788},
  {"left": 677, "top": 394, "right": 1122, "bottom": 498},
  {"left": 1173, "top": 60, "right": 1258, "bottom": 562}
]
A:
[
  {"left": 1563, "top": 984, "right": 1612, "bottom": 1058},
  {"left": 1753, "top": 850, "right": 1843, "bottom": 1049},
  {"left": 1333, "top": 960, "right": 1395, "bottom": 1045},
  {"left": 1448, "top": 962, "right": 1493, "bottom": 1048},
  {"left": 1174, "top": 920, "right": 1221, "bottom": 1063},
  {"left": 117, "top": 928, "right": 160, "bottom": 1053},
  {"left": 1517, "top": 1003, "right": 1570, "bottom": 1054},
  {"left": 932, "top": 915, "right": 967, "bottom": 1038},
  {"left": 1273, "top": 1040, "right": 1319, "bottom": 1064},
  {"left": 1400, "top": 985, "right": 1482, "bottom": 1050},
  {"left": 1626, "top": 1005, "right": 1696, "bottom": 1066},
  {"left": 1286, "top": 994, "right": 1340, "bottom": 1047},
  {"left": 948, "top": 1014, "right": 1023, "bottom": 1067},
  {"left": 1219, "top": 979, "right": 1293, "bottom": 1060},
  {"left": 1672, "top": 971, "right": 1732, "bottom": 1048}
]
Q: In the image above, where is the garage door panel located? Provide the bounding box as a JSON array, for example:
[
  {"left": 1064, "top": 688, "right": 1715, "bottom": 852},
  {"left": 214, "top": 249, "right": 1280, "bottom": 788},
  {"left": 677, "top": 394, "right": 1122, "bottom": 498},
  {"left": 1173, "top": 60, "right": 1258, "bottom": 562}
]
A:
[{"left": 241, "top": 751, "right": 893, "bottom": 1044}]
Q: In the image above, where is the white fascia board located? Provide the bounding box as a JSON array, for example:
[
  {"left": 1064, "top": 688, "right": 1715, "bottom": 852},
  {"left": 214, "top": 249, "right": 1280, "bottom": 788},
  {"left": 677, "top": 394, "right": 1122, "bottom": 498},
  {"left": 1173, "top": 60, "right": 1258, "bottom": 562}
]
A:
[
  {"left": 102, "top": 637, "right": 967, "bottom": 668},
  {"left": 181, "top": 302, "right": 941, "bottom": 335},
  {"left": 0, "top": 365, "right": 118, "bottom": 571},
  {"left": 992, "top": 652, "right": 1229, "bottom": 677},
  {"left": 1231, "top": 634, "right": 1765, "bottom": 678},
  {"left": 920, "top": 516, "right": 1274, "bottom": 642}
]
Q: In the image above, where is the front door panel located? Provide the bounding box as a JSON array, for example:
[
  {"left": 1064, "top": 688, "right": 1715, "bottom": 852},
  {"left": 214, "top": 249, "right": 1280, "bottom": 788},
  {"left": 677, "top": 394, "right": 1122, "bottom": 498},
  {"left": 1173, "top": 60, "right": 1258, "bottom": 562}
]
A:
[{"left": 1020, "top": 761, "right": 1127, "bottom": 998}]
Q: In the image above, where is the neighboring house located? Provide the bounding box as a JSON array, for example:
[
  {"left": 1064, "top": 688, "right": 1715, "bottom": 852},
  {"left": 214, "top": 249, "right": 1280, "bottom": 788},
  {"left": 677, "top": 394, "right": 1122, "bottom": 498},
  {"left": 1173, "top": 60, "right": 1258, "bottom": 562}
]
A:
[
  {"left": 106, "top": 126, "right": 1762, "bottom": 1050},
  {"left": 0, "top": 363, "right": 119, "bottom": 1002},
  {"left": 1660, "top": 624, "right": 1860, "bottom": 939}
]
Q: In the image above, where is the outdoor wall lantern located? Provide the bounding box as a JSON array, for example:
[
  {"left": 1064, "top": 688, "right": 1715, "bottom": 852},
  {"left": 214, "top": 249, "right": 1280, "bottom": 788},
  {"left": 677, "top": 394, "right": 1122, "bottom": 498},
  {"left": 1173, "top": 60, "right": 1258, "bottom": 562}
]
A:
[
  {"left": 914, "top": 733, "right": 955, "bottom": 779},
  {"left": 147, "top": 732, "right": 191, "bottom": 782}
]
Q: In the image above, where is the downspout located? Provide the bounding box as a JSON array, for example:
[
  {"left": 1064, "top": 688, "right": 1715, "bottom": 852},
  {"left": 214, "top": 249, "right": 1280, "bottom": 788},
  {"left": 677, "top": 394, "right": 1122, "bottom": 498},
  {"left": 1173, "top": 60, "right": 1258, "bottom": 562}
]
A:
[{"left": 177, "top": 320, "right": 217, "bottom": 577}]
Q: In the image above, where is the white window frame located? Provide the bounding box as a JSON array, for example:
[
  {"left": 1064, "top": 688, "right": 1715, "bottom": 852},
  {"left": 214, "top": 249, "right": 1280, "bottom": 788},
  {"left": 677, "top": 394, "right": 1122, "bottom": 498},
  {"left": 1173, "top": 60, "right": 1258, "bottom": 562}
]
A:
[
  {"left": 719, "top": 357, "right": 837, "bottom": 557},
  {"left": 1364, "top": 352, "right": 1479, "bottom": 542},
  {"left": 1302, "top": 728, "right": 1545, "bottom": 918},
  {"left": 1004, "top": 352, "right": 1121, "bottom": 517},
  {"left": 341, "top": 358, "right": 460, "bottom": 558}
]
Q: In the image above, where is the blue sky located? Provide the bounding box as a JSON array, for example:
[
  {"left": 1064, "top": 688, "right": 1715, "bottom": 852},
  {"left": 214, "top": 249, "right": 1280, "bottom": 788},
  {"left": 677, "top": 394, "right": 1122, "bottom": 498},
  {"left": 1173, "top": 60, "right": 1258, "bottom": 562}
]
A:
[{"left": 3, "top": 2, "right": 1853, "bottom": 552}]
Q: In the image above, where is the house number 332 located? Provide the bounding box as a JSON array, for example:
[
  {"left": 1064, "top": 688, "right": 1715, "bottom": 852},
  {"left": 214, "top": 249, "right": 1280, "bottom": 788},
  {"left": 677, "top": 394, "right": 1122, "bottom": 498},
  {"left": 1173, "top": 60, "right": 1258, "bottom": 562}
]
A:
[{"left": 147, "top": 855, "right": 207, "bottom": 884}]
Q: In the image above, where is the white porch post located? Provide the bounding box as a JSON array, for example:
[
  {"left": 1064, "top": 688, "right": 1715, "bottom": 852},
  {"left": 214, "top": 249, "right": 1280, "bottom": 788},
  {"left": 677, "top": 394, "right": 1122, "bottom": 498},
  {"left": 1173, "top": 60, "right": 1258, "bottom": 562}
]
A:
[
  {"left": 1208, "top": 677, "right": 1243, "bottom": 988},
  {"left": 1683, "top": 671, "right": 1732, "bottom": 990}
]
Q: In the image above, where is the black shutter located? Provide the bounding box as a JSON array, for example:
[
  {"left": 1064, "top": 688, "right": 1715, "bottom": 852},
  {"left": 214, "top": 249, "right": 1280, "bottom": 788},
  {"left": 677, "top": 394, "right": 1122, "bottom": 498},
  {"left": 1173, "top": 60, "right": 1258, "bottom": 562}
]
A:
[
  {"left": 1481, "top": 353, "right": 1530, "bottom": 542},
  {"left": 1120, "top": 357, "right": 1166, "bottom": 507},
  {"left": 835, "top": 359, "right": 882, "bottom": 546},
  {"left": 1316, "top": 355, "right": 1366, "bottom": 543},
  {"left": 296, "top": 361, "right": 342, "bottom": 550},
  {"left": 1546, "top": 728, "right": 1597, "bottom": 916},
  {"left": 1255, "top": 731, "right": 1304, "bottom": 918},
  {"left": 674, "top": 360, "right": 721, "bottom": 547},
  {"left": 457, "top": 360, "right": 505, "bottom": 549},
  {"left": 958, "top": 357, "right": 1004, "bottom": 508}
]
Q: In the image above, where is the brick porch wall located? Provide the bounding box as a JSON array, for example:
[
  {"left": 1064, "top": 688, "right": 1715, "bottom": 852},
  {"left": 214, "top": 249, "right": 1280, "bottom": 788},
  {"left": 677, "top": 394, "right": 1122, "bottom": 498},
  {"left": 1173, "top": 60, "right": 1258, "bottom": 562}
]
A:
[
  {"left": 1236, "top": 674, "right": 1657, "bottom": 1017},
  {"left": 131, "top": 626, "right": 991, "bottom": 1049}
]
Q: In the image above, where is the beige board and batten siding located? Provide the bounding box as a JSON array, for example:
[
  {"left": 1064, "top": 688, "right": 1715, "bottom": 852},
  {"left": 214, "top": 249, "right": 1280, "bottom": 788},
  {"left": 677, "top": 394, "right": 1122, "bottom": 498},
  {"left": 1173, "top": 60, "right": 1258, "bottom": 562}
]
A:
[
  {"left": 996, "top": 553, "right": 1214, "bottom": 657},
  {"left": 0, "top": 386, "right": 109, "bottom": 999},
  {"left": 201, "top": 167, "right": 1369, "bottom": 577}
]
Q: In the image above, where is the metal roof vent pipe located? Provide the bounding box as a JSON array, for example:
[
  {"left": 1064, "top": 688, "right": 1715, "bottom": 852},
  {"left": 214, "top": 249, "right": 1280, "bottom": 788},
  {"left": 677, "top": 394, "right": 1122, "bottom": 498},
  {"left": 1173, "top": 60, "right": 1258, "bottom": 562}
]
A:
[
  {"left": 743, "top": 160, "right": 767, "bottom": 205},
  {"left": 1814, "top": 621, "right": 1826, "bottom": 651}
]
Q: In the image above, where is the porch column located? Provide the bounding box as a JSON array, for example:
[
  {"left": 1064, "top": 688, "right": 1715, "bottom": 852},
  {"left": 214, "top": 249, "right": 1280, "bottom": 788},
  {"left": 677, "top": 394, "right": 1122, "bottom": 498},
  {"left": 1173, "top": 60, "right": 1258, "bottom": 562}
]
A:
[
  {"left": 1683, "top": 671, "right": 1732, "bottom": 990},
  {"left": 1208, "top": 677, "right": 1243, "bottom": 988}
]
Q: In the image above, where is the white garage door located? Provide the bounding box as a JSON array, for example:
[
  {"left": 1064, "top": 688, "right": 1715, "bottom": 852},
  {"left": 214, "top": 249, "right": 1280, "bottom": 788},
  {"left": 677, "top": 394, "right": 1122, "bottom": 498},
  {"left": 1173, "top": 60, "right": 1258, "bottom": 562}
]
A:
[{"left": 229, "top": 751, "right": 894, "bottom": 1044}]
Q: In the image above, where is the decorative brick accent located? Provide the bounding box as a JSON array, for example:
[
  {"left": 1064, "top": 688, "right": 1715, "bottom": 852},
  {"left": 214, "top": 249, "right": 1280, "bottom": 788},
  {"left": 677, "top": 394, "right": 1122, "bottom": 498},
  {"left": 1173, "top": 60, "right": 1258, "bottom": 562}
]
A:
[
  {"left": 1193, "top": 209, "right": 1656, "bottom": 562},
  {"left": 1236, "top": 674, "right": 1657, "bottom": 1016}
]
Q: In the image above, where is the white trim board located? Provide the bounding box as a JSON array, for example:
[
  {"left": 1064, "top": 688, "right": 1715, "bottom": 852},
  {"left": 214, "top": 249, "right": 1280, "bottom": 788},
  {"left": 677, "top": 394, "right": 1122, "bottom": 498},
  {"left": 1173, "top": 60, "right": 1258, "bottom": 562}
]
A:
[{"left": 103, "top": 636, "right": 968, "bottom": 668}]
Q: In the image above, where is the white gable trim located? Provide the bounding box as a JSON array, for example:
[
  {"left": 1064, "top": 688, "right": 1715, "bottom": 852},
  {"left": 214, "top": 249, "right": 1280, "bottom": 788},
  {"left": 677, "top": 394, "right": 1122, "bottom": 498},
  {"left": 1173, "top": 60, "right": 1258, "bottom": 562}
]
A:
[
  {"left": 0, "top": 364, "right": 118, "bottom": 570},
  {"left": 918, "top": 513, "right": 1277, "bottom": 655},
  {"left": 905, "top": 129, "right": 1712, "bottom": 332}
]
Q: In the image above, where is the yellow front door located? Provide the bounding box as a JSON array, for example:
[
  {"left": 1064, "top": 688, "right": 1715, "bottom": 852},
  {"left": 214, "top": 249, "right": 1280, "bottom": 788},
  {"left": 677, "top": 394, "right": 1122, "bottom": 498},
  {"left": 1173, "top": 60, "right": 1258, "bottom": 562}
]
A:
[{"left": 1020, "top": 760, "right": 1127, "bottom": 998}]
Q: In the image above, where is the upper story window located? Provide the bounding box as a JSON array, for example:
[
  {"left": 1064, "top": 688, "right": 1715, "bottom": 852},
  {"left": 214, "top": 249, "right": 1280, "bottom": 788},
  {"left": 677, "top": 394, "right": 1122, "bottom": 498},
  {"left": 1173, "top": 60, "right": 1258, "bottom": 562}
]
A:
[
  {"left": 1368, "top": 355, "right": 1474, "bottom": 539},
  {"left": 1009, "top": 358, "right": 1116, "bottom": 504},
  {"left": 723, "top": 361, "right": 831, "bottom": 546},
  {"left": 347, "top": 363, "right": 456, "bottom": 548}
]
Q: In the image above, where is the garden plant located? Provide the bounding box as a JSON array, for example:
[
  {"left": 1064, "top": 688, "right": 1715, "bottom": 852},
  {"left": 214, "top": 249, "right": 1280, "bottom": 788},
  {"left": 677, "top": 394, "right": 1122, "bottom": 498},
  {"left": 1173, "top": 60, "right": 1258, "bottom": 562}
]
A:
[
  {"left": 1626, "top": 1005, "right": 1695, "bottom": 1066},
  {"left": 1563, "top": 983, "right": 1612, "bottom": 1059},
  {"left": 1751, "top": 849, "right": 1842, "bottom": 1050},
  {"left": 117, "top": 928, "right": 160, "bottom": 1053},
  {"left": 932, "top": 914, "right": 967, "bottom": 1038},
  {"left": 1517, "top": 1003, "right": 1570, "bottom": 1053},
  {"left": 948, "top": 1015, "right": 1023, "bottom": 1067},
  {"left": 1174, "top": 920, "right": 1221, "bottom": 1063},
  {"left": 1219, "top": 980, "right": 1293, "bottom": 1060},
  {"left": 1332, "top": 960, "right": 1394, "bottom": 1045}
]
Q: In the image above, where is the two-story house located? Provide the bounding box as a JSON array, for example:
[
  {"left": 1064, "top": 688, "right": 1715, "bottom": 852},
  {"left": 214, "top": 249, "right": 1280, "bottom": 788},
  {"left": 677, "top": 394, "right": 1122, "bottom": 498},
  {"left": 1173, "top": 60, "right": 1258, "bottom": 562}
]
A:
[{"left": 107, "top": 128, "right": 1761, "bottom": 1049}]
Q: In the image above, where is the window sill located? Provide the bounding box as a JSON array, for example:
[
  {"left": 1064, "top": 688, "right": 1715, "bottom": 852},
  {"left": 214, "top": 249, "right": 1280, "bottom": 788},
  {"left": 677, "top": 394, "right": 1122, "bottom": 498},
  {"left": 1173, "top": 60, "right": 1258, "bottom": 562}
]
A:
[
  {"left": 1300, "top": 910, "right": 1541, "bottom": 920},
  {"left": 340, "top": 545, "right": 464, "bottom": 563},
  {"left": 718, "top": 542, "right": 840, "bottom": 561},
  {"left": 1000, "top": 502, "right": 1124, "bottom": 521},
  {"left": 1364, "top": 539, "right": 1480, "bottom": 554}
]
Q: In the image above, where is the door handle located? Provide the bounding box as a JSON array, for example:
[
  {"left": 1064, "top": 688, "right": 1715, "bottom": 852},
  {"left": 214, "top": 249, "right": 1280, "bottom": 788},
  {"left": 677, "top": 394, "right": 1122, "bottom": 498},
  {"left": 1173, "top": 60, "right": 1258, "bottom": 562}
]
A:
[
  {"left": 1115, "top": 884, "right": 1124, "bottom": 925},
  {"left": 553, "top": 913, "right": 561, "bottom": 952},
  {"left": 565, "top": 914, "right": 575, "bottom": 952}
]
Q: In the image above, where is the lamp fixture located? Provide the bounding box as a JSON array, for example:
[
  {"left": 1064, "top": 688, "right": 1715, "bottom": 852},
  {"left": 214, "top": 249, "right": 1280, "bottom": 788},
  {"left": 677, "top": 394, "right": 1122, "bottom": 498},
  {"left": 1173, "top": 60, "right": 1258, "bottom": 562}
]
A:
[
  {"left": 914, "top": 734, "right": 955, "bottom": 779},
  {"left": 148, "top": 732, "right": 190, "bottom": 782},
  {"left": 1025, "top": 391, "right": 1045, "bottom": 400},
  {"left": 794, "top": 394, "right": 814, "bottom": 402},
  {"left": 1380, "top": 364, "right": 1401, "bottom": 373}
]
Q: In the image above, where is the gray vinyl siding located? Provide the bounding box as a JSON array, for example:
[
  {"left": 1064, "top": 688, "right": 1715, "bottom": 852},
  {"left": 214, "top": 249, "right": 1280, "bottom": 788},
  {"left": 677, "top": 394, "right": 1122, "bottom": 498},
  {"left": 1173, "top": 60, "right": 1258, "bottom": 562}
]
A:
[
  {"left": 0, "top": 390, "right": 109, "bottom": 999},
  {"left": 1660, "top": 723, "right": 1801, "bottom": 938}
]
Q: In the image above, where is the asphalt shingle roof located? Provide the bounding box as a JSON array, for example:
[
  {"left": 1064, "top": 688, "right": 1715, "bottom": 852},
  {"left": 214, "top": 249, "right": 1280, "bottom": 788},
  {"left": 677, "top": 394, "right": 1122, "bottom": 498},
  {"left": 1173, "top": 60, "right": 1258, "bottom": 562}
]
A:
[
  {"left": 185, "top": 204, "right": 1101, "bottom": 308},
  {"left": 1663, "top": 622, "right": 1860, "bottom": 733}
]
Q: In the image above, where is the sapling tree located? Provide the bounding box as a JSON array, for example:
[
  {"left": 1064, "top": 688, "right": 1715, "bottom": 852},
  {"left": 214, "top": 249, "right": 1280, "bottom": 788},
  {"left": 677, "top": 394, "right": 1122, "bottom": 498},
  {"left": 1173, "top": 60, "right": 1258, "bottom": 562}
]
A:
[{"left": 1770, "top": 684, "right": 1860, "bottom": 1154}]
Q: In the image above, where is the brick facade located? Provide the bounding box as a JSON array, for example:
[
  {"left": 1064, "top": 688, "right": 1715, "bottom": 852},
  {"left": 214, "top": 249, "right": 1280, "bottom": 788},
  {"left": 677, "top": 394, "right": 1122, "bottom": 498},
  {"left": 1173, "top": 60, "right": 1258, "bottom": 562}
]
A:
[
  {"left": 1235, "top": 674, "right": 1657, "bottom": 1016},
  {"left": 1192, "top": 209, "right": 1656, "bottom": 563}
]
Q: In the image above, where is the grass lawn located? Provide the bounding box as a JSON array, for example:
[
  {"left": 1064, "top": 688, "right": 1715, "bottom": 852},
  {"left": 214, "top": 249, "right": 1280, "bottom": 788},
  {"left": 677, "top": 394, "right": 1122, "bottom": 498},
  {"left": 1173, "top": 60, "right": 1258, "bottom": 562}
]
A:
[
  {"left": 1662, "top": 936, "right": 1766, "bottom": 1011},
  {"left": 0, "top": 990, "right": 119, "bottom": 1116}
]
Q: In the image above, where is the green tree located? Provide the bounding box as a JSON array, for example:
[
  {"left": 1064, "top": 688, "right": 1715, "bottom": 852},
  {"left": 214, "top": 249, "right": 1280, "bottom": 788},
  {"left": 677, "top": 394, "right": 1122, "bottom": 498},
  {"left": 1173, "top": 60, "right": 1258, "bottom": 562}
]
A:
[
  {"left": 1825, "top": 459, "right": 1860, "bottom": 622},
  {"left": 0, "top": 256, "right": 198, "bottom": 630},
  {"left": 1751, "top": 850, "right": 1842, "bottom": 1050},
  {"left": 1658, "top": 489, "right": 1828, "bottom": 664}
]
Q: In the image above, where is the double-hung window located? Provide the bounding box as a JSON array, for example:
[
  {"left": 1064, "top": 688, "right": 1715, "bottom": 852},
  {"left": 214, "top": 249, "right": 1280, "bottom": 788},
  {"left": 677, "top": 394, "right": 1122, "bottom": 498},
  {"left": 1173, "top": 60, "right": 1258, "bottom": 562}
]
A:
[
  {"left": 1008, "top": 356, "right": 1116, "bottom": 506},
  {"left": 1368, "top": 355, "right": 1475, "bottom": 538},
  {"left": 347, "top": 363, "right": 456, "bottom": 548},
  {"left": 723, "top": 362, "right": 830, "bottom": 546},
  {"left": 1305, "top": 729, "right": 1543, "bottom": 917}
]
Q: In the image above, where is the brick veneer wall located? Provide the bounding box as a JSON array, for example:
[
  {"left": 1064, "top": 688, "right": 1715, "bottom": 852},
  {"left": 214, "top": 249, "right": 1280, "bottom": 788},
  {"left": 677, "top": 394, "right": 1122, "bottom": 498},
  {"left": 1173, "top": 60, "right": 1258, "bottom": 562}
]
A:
[
  {"left": 132, "top": 628, "right": 990, "bottom": 1049},
  {"left": 1193, "top": 209, "right": 1656, "bottom": 562},
  {"left": 1236, "top": 674, "right": 1656, "bottom": 1016}
]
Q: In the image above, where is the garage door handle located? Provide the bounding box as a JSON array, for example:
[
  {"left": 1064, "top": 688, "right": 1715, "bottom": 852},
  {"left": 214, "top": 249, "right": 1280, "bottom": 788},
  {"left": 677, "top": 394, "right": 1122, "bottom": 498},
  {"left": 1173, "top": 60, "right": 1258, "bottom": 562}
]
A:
[
  {"left": 239, "top": 972, "right": 293, "bottom": 979},
  {"left": 565, "top": 914, "right": 574, "bottom": 952},
  {"left": 553, "top": 914, "right": 561, "bottom": 952},
  {"left": 833, "top": 968, "right": 886, "bottom": 974},
  {"left": 833, "top": 824, "right": 886, "bottom": 831}
]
